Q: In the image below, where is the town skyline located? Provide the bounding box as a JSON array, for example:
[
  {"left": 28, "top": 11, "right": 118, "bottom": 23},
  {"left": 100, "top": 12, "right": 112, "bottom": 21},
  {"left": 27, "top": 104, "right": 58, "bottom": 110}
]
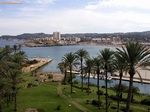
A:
[{"left": 1, "top": 0, "right": 150, "bottom": 36}]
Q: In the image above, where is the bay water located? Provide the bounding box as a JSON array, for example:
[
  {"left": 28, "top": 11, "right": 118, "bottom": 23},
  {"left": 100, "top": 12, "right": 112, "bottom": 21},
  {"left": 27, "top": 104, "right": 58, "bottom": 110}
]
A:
[{"left": 0, "top": 41, "right": 150, "bottom": 94}]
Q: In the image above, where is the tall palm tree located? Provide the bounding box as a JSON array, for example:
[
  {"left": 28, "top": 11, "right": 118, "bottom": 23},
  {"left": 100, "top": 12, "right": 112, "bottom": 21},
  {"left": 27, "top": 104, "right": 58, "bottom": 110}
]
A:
[
  {"left": 13, "top": 45, "right": 18, "bottom": 54},
  {"left": 75, "top": 49, "right": 89, "bottom": 92},
  {"left": 99, "top": 48, "right": 114, "bottom": 112},
  {"left": 7, "top": 49, "right": 27, "bottom": 112},
  {"left": 62, "top": 52, "right": 78, "bottom": 93},
  {"left": 93, "top": 57, "right": 102, "bottom": 110},
  {"left": 8, "top": 69, "right": 22, "bottom": 112},
  {"left": 58, "top": 60, "right": 69, "bottom": 84},
  {"left": 0, "top": 79, "right": 8, "bottom": 112},
  {"left": 111, "top": 84, "right": 128, "bottom": 97},
  {"left": 4, "top": 45, "right": 12, "bottom": 54},
  {"left": 117, "top": 41, "right": 150, "bottom": 112},
  {"left": 114, "top": 52, "right": 127, "bottom": 112},
  {"left": 84, "top": 57, "right": 94, "bottom": 95}
]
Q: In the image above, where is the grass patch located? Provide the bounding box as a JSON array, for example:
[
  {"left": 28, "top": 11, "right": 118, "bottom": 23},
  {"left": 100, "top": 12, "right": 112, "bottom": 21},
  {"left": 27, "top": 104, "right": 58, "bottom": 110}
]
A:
[{"left": 3, "top": 73, "right": 150, "bottom": 112}]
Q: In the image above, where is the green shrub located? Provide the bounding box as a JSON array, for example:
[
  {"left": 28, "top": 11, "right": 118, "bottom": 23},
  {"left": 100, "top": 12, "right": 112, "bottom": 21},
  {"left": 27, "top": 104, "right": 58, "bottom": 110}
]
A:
[
  {"left": 56, "top": 104, "right": 61, "bottom": 110},
  {"left": 48, "top": 74, "right": 53, "bottom": 79},
  {"left": 92, "top": 100, "right": 102, "bottom": 106},
  {"left": 73, "top": 80, "right": 79, "bottom": 84},
  {"left": 141, "top": 98, "right": 150, "bottom": 106},
  {"left": 92, "top": 100, "right": 98, "bottom": 106},
  {"left": 37, "top": 108, "right": 45, "bottom": 112},
  {"left": 101, "top": 85, "right": 106, "bottom": 88},
  {"left": 111, "top": 106, "right": 117, "bottom": 109},
  {"left": 109, "top": 95, "right": 118, "bottom": 100},
  {"left": 97, "top": 90, "right": 104, "bottom": 95}
]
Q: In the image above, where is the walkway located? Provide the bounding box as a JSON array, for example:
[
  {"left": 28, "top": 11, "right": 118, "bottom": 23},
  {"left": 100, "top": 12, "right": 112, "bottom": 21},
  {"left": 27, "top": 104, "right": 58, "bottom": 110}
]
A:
[{"left": 57, "top": 82, "right": 91, "bottom": 112}]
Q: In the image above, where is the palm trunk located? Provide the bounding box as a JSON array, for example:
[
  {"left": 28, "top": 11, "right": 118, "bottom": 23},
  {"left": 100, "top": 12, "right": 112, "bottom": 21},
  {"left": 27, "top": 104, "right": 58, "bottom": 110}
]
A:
[
  {"left": 81, "top": 59, "right": 83, "bottom": 92},
  {"left": 70, "top": 67, "right": 73, "bottom": 93},
  {"left": 64, "top": 70, "right": 67, "bottom": 84},
  {"left": 0, "top": 95, "right": 2, "bottom": 112},
  {"left": 87, "top": 69, "right": 90, "bottom": 95},
  {"left": 14, "top": 92, "right": 17, "bottom": 112},
  {"left": 97, "top": 68, "right": 100, "bottom": 110},
  {"left": 105, "top": 65, "right": 108, "bottom": 112},
  {"left": 126, "top": 75, "right": 133, "bottom": 112},
  {"left": 7, "top": 94, "right": 9, "bottom": 107},
  {"left": 117, "top": 72, "right": 123, "bottom": 112}
]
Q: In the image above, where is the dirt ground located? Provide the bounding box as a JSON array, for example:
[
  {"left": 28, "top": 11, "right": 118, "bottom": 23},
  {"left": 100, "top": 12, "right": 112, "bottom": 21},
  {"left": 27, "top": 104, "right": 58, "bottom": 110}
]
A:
[{"left": 36, "top": 72, "right": 64, "bottom": 82}]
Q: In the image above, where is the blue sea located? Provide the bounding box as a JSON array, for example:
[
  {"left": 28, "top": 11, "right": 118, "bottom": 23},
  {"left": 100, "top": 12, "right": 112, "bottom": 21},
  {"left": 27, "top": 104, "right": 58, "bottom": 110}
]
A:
[{"left": 0, "top": 41, "right": 150, "bottom": 94}]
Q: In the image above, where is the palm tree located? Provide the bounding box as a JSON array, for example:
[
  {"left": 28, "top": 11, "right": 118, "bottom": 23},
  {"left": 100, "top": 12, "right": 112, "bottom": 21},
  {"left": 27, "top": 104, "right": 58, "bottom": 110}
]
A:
[
  {"left": 130, "top": 86, "right": 140, "bottom": 102},
  {"left": 84, "top": 57, "right": 94, "bottom": 95},
  {"left": 62, "top": 52, "right": 78, "bottom": 93},
  {"left": 114, "top": 52, "right": 127, "bottom": 112},
  {"left": 99, "top": 48, "right": 114, "bottom": 112},
  {"left": 93, "top": 57, "right": 102, "bottom": 110},
  {"left": 8, "top": 69, "right": 22, "bottom": 112},
  {"left": 13, "top": 45, "right": 18, "bottom": 54},
  {"left": 117, "top": 41, "right": 150, "bottom": 112},
  {"left": 0, "top": 79, "right": 8, "bottom": 112},
  {"left": 58, "top": 60, "right": 69, "bottom": 84},
  {"left": 75, "top": 49, "right": 89, "bottom": 92},
  {"left": 7, "top": 49, "right": 27, "bottom": 112},
  {"left": 11, "top": 51, "right": 27, "bottom": 67},
  {"left": 111, "top": 84, "right": 128, "bottom": 97},
  {"left": 4, "top": 45, "right": 12, "bottom": 54},
  {"left": 18, "top": 44, "right": 22, "bottom": 52}
]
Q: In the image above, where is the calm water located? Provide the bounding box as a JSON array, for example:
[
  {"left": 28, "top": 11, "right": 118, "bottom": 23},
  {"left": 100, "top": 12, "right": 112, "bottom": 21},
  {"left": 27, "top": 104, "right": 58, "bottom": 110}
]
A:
[
  {"left": 22, "top": 45, "right": 116, "bottom": 72},
  {"left": 0, "top": 41, "right": 150, "bottom": 94}
]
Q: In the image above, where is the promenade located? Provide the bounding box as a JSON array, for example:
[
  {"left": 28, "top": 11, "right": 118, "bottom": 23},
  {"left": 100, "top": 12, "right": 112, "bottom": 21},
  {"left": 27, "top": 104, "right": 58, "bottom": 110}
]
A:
[
  {"left": 76, "top": 69, "right": 150, "bottom": 84},
  {"left": 22, "top": 57, "right": 52, "bottom": 72}
]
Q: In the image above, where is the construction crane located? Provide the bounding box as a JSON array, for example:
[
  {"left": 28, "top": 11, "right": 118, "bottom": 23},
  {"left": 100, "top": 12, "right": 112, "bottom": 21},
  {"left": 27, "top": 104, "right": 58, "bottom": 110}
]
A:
[{"left": 0, "top": 1, "right": 23, "bottom": 4}]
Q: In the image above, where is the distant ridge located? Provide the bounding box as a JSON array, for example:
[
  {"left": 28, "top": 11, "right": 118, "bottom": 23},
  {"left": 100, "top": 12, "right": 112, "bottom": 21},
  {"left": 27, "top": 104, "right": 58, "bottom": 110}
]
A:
[{"left": 1, "top": 31, "right": 150, "bottom": 41}]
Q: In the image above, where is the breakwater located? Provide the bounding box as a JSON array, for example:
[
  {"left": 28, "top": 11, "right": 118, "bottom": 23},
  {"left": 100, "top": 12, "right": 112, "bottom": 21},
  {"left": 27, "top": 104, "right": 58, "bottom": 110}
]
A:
[{"left": 22, "top": 57, "right": 52, "bottom": 72}]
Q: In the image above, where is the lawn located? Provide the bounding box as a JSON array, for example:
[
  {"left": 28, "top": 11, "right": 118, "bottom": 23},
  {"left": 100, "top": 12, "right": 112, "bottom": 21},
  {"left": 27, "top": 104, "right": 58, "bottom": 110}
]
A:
[{"left": 3, "top": 73, "right": 150, "bottom": 112}]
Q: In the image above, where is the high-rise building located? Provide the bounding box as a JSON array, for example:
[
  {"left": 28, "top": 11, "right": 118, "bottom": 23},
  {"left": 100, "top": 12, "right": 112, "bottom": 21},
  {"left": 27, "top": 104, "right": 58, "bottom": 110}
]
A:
[{"left": 53, "top": 32, "right": 61, "bottom": 40}]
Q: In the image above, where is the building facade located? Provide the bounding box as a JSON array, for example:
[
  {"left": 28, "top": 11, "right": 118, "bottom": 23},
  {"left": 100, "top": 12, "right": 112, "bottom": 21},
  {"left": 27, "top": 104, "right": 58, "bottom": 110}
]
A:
[{"left": 53, "top": 32, "right": 61, "bottom": 40}]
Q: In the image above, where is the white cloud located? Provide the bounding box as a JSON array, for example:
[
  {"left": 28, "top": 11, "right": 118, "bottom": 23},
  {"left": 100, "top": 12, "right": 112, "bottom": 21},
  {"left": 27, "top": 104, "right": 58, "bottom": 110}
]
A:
[
  {"left": 1, "top": 7, "right": 150, "bottom": 35},
  {"left": 1, "top": 0, "right": 150, "bottom": 35},
  {"left": 85, "top": 0, "right": 150, "bottom": 10},
  {"left": 19, "top": 7, "right": 44, "bottom": 12},
  {"left": 25, "top": 0, "right": 56, "bottom": 5}
]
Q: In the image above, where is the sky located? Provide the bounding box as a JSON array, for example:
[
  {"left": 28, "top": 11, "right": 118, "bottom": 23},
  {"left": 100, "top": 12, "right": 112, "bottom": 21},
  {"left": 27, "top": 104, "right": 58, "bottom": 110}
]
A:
[{"left": 0, "top": 0, "right": 150, "bottom": 36}]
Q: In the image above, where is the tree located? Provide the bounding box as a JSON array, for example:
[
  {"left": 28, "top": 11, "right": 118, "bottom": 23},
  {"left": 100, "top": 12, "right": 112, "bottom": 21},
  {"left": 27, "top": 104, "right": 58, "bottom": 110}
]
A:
[
  {"left": 75, "top": 49, "right": 89, "bottom": 92},
  {"left": 117, "top": 41, "right": 150, "bottom": 112},
  {"left": 111, "top": 84, "right": 128, "bottom": 97},
  {"left": 13, "top": 45, "right": 18, "bottom": 54},
  {"left": 99, "top": 48, "right": 114, "bottom": 112},
  {"left": 84, "top": 57, "right": 94, "bottom": 95},
  {"left": 0, "top": 79, "right": 9, "bottom": 112},
  {"left": 58, "top": 60, "right": 69, "bottom": 84},
  {"left": 8, "top": 69, "right": 22, "bottom": 112},
  {"left": 7, "top": 48, "right": 26, "bottom": 112},
  {"left": 114, "top": 52, "right": 128, "bottom": 112},
  {"left": 93, "top": 57, "right": 102, "bottom": 110},
  {"left": 62, "top": 52, "right": 78, "bottom": 93}
]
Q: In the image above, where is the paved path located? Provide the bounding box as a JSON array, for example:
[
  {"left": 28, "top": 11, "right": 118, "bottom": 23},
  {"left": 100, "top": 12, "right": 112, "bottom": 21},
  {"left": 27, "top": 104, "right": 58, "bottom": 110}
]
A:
[{"left": 57, "top": 82, "right": 91, "bottom": 112}]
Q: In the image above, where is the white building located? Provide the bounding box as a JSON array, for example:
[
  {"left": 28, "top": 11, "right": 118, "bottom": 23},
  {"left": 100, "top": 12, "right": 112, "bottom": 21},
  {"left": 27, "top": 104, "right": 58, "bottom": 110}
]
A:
[{"left": 53, "top": 32, "right": 61, "bottom": 40}]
